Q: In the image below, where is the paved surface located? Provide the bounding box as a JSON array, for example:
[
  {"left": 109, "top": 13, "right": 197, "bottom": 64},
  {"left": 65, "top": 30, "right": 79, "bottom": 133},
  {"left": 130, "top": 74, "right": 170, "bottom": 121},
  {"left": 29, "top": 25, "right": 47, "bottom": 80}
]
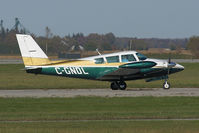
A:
[
  {"left": 0, "top": 88, "right": 199, "bottom": 98},
  {"left": 172, "top": 59, "right": 199, "bottom": 63},
  {"left": 1, "top": 118, "right": 199, "bottom": 123},
  {"left": 1, "top": 59, "right": 199, "bottom": 64},
  {"left": 0, "top": 59, "right": 23, "bottom": 64}
]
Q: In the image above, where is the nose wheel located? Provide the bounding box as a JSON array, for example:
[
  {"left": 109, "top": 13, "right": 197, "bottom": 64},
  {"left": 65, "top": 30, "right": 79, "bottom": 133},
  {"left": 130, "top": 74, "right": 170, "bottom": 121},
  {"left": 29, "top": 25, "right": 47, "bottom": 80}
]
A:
[
  {"left": 111, "top": 81, "right": 127, "bottom": 90},
  {"left": 163, "top": 81, "right": 170, "bottom": 89}
]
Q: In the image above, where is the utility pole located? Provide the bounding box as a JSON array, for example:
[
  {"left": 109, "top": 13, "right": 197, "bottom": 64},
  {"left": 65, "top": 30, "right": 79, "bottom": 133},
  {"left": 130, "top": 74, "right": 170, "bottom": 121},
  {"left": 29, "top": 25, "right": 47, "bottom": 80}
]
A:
[{"left": 45, "top": 26, "right": 51, "bottom": 55}]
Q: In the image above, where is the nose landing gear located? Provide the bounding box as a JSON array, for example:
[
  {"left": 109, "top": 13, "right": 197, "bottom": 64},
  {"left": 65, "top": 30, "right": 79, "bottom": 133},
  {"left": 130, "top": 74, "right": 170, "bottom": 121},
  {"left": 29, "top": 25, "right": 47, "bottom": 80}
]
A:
[
  {"left": 111, "top": 81, "right": 127, "bottom": 90},
  {"left": 163, "top": 80, "right": 170, "bottom": 89}
]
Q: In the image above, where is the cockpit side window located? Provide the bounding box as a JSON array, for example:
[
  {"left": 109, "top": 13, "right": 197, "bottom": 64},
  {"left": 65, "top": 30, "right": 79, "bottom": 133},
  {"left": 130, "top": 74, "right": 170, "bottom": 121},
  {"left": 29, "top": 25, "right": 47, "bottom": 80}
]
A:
[
  {"left": 106, "top": 56, "right": 119, "bottom": 63},
  {"left": 95, "top": 58, "right": 105, "bottom": 64},
  {"left": 136, "top": 53, "right": 147, "bottom": 60},
  {"left": 121, "top": 54, "right": 136, "bottom": 62}
]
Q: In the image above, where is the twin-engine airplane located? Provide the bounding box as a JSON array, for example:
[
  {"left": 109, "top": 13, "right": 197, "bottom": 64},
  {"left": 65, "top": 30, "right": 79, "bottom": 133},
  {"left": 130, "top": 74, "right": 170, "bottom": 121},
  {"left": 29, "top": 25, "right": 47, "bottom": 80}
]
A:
[{"left": 16, "top": 34, "right": 184, "bottom": 90}]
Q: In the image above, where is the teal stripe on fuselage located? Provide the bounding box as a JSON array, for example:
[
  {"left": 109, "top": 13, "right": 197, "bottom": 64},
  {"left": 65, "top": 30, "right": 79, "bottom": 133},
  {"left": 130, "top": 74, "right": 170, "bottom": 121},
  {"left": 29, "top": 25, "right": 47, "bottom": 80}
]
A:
[{"left": 41, "top": 66, "right": 118, "bottom": 79}]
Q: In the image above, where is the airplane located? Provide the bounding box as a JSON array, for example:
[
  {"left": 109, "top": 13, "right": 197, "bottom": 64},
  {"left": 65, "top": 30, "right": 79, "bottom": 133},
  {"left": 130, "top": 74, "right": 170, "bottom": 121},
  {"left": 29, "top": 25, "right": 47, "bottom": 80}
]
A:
[{"left": 16, "top": 34, "right": 184, "bottom": 90}]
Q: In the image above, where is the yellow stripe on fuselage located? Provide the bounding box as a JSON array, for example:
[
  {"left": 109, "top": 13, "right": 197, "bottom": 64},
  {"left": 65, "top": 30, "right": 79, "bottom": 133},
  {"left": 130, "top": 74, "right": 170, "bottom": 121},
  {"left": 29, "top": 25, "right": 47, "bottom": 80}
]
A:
[
  {"left": 22, "top": 57, "right": 125, "bottom": 67},
  {"left": 22, "top": 57, "right": 51, "bottom": 66}
]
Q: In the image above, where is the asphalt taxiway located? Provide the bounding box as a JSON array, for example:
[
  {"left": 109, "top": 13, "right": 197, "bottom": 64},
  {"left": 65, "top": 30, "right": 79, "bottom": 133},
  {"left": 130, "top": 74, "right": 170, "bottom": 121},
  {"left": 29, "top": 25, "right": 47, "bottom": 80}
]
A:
[{"left": 0, "top": 88, "right": 198, "bottom": 98}]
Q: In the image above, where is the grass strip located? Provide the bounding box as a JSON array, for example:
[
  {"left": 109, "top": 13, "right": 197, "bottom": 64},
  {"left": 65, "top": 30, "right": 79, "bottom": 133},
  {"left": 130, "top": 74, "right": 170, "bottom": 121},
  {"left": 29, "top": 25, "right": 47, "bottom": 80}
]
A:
[
  {"left": 0, "top": 63, "right": 199, "bottom": 89},
  {"left": 0, "top": 97, "right": 199, "bottom": 121}
]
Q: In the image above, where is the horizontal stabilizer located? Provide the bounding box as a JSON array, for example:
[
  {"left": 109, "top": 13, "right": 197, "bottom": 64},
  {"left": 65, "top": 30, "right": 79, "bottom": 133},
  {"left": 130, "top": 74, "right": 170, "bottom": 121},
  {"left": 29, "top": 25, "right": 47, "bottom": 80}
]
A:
[{"left": 25, "top": 67, "right": 42, "bottom": 74}]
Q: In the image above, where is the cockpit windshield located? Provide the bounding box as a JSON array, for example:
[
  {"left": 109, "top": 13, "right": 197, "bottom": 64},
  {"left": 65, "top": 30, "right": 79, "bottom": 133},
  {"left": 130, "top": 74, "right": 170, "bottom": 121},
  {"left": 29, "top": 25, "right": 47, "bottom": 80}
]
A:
[
  {"left": 136, "top": 53, "right": 147, "bottom": 60},
  {"left": 121, "top": 54, "right": 136, "bottom": 62}
]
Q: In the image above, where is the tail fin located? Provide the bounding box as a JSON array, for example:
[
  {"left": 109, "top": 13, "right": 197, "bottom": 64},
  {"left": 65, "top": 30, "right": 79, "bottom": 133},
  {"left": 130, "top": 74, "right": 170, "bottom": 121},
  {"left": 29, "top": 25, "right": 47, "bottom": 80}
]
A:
[{"left": 16, "top": 34, "right": 50, "bottom": 66}]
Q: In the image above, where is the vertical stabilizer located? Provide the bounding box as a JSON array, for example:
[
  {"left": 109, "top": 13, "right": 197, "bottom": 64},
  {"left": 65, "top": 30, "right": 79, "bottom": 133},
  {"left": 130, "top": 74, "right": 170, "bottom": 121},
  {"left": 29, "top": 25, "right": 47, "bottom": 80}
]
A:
[{"left": 16, "top": 34, "right": 50, "bottom": 66}]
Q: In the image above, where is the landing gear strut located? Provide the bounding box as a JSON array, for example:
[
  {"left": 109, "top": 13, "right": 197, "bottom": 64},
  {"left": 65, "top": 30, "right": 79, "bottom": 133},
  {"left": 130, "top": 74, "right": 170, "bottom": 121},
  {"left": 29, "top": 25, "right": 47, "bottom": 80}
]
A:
[{"left": 110, "top": 81, "right": 127, "bottom": 90}]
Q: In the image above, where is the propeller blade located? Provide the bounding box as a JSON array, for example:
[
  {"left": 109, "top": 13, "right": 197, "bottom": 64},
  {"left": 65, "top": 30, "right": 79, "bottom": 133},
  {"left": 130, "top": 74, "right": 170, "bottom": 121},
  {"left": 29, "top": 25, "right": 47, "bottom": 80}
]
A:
[
  {"left": 168, "top": 57, "right": 171, "bottom": 64},
  {"left": 167, "top": 56, "right": 176, "bottom": 68}
]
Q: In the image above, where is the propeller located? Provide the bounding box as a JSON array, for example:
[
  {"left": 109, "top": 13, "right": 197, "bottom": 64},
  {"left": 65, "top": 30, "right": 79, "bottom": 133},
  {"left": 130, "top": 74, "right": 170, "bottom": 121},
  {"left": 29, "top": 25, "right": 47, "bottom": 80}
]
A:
[
  {"left": 167, "top": 57, "right": 176, "bottom": 68},
  {"left": 167, "top": 55, "right": 176, "bottom": 75}
]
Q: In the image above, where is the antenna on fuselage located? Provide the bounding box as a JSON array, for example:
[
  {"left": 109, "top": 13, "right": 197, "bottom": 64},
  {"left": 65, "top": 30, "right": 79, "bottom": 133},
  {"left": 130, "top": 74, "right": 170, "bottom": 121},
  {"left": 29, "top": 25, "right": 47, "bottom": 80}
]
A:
[{"left": 96, "top": 48, "right": 101, "bottom": 55}]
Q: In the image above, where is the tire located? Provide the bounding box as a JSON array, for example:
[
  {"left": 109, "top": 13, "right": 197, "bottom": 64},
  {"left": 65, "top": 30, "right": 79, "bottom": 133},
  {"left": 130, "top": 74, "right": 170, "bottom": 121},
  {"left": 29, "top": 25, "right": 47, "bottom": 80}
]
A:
[
  {"left": 111, "top": 82, "right": 119, "bottom": 90},
  {"left": 163, "top": 81, "right": 170, "bottom": 89},
  {"left": 118, "top": 81, "right": 127, "bottom": 90}
]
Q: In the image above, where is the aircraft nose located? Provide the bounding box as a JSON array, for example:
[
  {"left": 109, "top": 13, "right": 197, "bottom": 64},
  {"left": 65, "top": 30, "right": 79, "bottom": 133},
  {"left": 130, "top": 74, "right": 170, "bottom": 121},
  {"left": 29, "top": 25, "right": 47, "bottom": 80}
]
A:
[{"left": 175, "top": 63, "right": 184, "bottom": 71}]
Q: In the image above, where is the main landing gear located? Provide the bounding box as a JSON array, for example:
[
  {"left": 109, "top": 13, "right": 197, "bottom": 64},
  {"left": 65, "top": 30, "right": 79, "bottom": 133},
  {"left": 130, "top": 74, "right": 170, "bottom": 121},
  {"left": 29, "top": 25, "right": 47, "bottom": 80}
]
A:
[
  {"left": 110, "top": 77, "right": 171, "bottom": 90},
  {"left": 111, "top": 81, "right": 127, "bottom": 90}
]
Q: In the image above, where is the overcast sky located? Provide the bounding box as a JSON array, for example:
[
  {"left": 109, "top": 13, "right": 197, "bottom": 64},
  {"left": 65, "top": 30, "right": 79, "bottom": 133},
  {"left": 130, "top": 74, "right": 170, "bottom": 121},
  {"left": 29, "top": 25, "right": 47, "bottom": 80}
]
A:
[{"left": 0, "top": 0, "right": 199, "bottom": 38}]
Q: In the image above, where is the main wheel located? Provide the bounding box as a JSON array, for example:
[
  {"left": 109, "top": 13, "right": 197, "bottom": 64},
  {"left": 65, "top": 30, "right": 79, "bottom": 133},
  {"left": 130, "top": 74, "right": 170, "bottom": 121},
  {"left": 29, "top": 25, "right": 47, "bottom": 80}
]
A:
[
  {"left": 111, "top": 82, "right": 119, "bottom": 90},
  {"left": 118, "top": 81, "right": 127, "bottom": 90},
  {"left": 163, "top": 81, "right": 170, "bottom": 89}
]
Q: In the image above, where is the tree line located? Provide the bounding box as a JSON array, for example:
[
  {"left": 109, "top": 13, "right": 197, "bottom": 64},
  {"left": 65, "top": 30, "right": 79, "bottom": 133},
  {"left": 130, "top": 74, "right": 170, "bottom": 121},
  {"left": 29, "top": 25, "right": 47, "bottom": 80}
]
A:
[{"left": 1, "top": 25, "right": 198, "bottom": 57}]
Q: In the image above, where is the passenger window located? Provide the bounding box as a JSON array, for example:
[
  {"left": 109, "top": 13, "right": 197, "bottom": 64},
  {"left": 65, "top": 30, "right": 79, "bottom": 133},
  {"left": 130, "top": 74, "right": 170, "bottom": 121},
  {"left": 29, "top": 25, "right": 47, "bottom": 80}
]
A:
[
  {"left": 95, "top": 58, "right": 105, "bottom": 64},
  {"left": 106, "top": 56, "right": 119, "bottom": 63},
  {"left": 121, "top": 54, "right": 136, "bottom": 62}
]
